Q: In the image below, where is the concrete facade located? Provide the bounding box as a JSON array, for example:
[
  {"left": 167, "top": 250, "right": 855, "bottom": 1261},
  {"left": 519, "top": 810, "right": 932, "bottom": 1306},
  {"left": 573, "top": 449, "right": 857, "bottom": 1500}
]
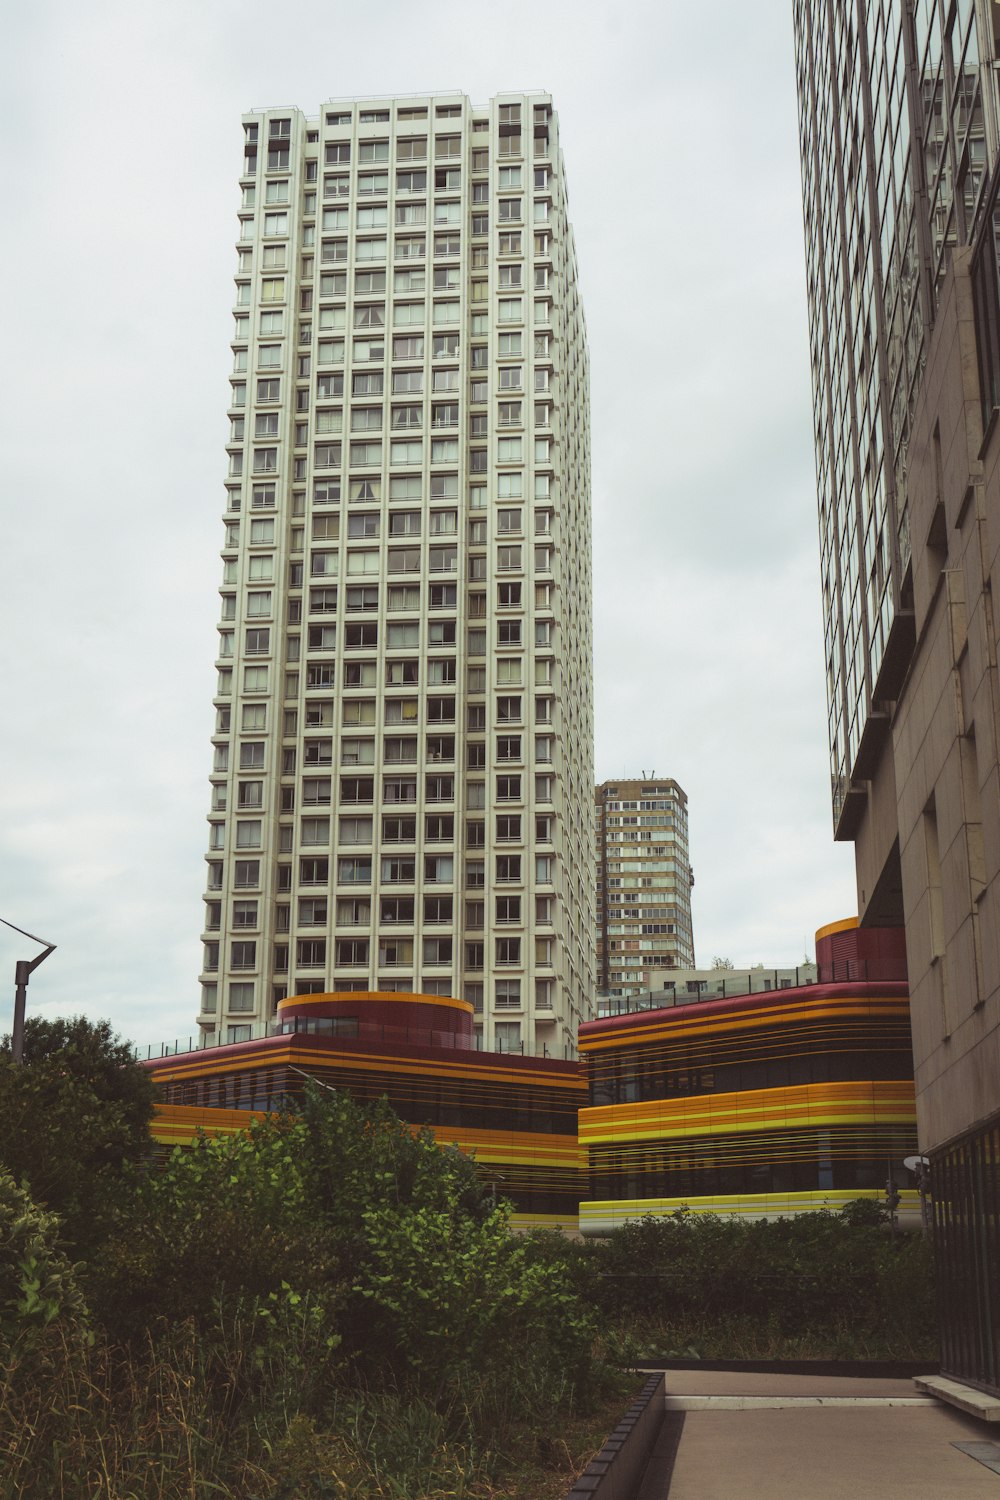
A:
[
  {"left": 199, "top": 93, "right": 595, "bottom": 1061},
  {"left": 594, "top": 777, "right": 694, "bottom": 1000}
]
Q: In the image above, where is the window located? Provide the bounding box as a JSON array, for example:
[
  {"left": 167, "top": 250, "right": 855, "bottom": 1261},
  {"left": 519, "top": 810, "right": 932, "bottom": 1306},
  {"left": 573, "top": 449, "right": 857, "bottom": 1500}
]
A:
[
  {"left": 382, "top": 813, "right": 416, "bottom": 842},
  {"left": 339, "top": 775, "right": 373, "bottom": 803},
  {"left": 335, "top": 938, "right": 370, "bottom": 964},
  {"left": 343, "top": 661, "right": 376, "bottom": 687},
  {"left": 495, "top": 854, "right": 521, "bottom": 883},
  {"left": 233, "top": 859, "right": 260, "bottom": 889},
  {"left": 394, "top": 267, "right": 426, "bottom": 295},
  {"left": 495, "top": 982, "right": 521, "bottom": 1012},
  {"left": 339, "top": 814, "right": 373, "bottom": 844},
  {"left": 493, "top": 892, "right": 522, "bottom": 925},
  {"left": 349, "top": 478, "right": 381, "bottom": 504},
  {"left": 340, "top": 738, "right": 374, "bottom": 766},
  {"left": 387, "top": 621, "right": 420, "bottom": 648},
  {"left": 380, "top": 896, "right": 414, "bottom": 925},
  {"left": 353, "top": 303, "right": 385, "bottom": 330},
  {"left": 391, "top": 438, "right": 422, "bottom": 464},
  {"left": 337, "top": 859, "right": 371, "bottom": 886},
  {"left": 423, "top": 936, "right": 452, "bottom": 965},
  {"left": 383, "top": 774, "right": 417, "bottom": 802},
  {"left": 387, "top": 585, "right": 420, "bottom": 612},
  {"left": 394, "top": 301, "right": 425, "bottom": 327},
  {"left": 349, "top": 440, "right": 382, "bottom": 465},
  {"left": 495, "top": 937, "right": 521, "bottom": 966},
  {"left": 391, "top": 404, "right": 422, "bottom": 432},
  {"left": 394, "top": 235, "right": 426, "bottom": 259},
  {"left": 356, "top": 237, "right": 387, "bottom": 261},
  {"left": 393, "top": 336, "right": 425, "bottom": 362},
  {"left": 343, "top": 621, "right": 378, "bottom": 648},
  {"left": 345, "top": 583, "right": 379, "bottom": 610},
  {"left": 378, "top": 938, "right": 414, "bottom": 968},
  {"left": 428, "top": 620, "right": 456, "bottom": 646},
  {"left": 384, "top": 697, "right": 418, "bottom": 723},
  {"left": 342, "top": 698, "right": 376, "bottom": 726},
  {"left": 358, "top": 172, "right": 388, "bottom": 197},
  {"left": 301, "top": 815, "right": 331, "bottom": 846},
  {"left": 384, "top": 736, "right": 418, "bottom": 763},
  {"left": 351, "top": 405, "right": 383, "bottom": 432},
  {"left": 397, "top": 134, "right": 427, "bottom": 159}
]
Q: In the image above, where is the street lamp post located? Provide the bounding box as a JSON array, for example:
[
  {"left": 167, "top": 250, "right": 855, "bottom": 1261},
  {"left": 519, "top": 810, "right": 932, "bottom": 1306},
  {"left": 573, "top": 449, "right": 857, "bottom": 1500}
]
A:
[{"left": 1, "top": 918, "right": 57, "bottom": 1065}]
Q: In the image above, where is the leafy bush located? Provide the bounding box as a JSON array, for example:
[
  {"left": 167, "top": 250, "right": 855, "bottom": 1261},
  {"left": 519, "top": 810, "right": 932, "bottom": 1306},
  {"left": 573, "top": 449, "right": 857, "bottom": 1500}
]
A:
[
  {"left": 0, "top": 1170, "right": 90, "bottom": 1365},
  {"left": 0, "top": 1017, "right": 155, "bottom": 1259},
  {"left": 585, "top": 1206, "right": 936, "bottom": 1358}
]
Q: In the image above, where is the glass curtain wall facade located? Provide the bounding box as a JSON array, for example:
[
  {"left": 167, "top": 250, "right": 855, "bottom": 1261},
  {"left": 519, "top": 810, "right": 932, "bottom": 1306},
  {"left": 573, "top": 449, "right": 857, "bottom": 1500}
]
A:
[
  {"left": 200, "top": 93, "right": 594, "bottom": 1060},
  {"left": 794, "top": 0, "right": 996, "bottom": 834}
]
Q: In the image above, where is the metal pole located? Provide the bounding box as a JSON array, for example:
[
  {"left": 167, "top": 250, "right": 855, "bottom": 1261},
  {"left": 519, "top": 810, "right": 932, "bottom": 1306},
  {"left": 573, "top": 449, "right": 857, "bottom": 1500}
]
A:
[
  {"left": 12, "top": 962, "right": 29, "bottom": 1065},
  {"left": 2, "top": 918, "right": 57, "bottom": 1066}
]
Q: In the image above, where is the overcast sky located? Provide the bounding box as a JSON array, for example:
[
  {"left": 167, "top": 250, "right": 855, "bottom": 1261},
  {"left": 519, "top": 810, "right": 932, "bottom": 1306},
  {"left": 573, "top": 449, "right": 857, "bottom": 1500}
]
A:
[{"left": 0, "top": 0, "right": 856, "bottom": 1049}]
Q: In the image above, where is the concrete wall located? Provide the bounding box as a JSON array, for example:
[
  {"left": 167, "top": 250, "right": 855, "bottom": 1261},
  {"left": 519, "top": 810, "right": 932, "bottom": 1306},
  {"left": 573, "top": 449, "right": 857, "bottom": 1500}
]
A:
[{"left": 887, "top": 251, "right": 1000, "bottom": 1153}]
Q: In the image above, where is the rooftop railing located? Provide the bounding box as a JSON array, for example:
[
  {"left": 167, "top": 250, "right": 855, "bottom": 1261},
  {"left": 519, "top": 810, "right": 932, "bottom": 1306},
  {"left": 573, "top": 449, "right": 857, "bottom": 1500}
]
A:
[
  {"left": 138, "top": 1016, "right": 560, "bottom": 1064},
  {"left": 596, "top": 960, "right": 883, "bottom": 1018}
]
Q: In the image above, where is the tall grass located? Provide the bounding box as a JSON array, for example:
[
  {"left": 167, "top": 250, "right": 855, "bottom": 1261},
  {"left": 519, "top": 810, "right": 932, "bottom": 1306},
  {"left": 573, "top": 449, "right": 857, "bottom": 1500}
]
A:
[{"left": 0, "top": 1315, "right": 615, "bottom": 1500}]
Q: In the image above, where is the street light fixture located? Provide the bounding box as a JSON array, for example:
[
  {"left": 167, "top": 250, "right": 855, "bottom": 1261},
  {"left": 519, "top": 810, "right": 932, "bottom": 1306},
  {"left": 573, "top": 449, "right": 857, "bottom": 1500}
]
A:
[{"left": 1, "top": 917, "right": 57, "bottom": 1065}]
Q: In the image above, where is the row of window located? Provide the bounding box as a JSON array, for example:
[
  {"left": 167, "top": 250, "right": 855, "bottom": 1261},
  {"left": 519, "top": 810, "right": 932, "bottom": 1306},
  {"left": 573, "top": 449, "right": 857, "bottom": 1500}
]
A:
[
  {"left": 242, "top": 263, "right": 551, "bottom": 305},
  {"left": 205, "top": 934, "right": 556, "bottom": 971},
  {"left": 214, "top": 808, "right": 554, "bottom": 841},
  {"left": 236, "top": 299, "right": 550, "bottom": 340},
  {"left": 215, "top": 776, "right": 542, "bottom": 811},
  {"left": 208, "top": 891, "right": 555, "bottom": 925},
  {"left": 207, "top": 852, "right": 555, "bottom": 890},
  {"left": 208, "top": 850, "right": 555, "bottom": 885},
  {"left": 222, "top": 585, "right": 550, "bottom": 623},
  {"left": 239, "top": 333, "right": 551, "bottom": 375},
  {"left": 238, "top": 413, "right": 548, "bottom": 447},
  {"left": 246, "top": 200, "right": 554, "bottom": 238},
  {"left": 238, "top": 232, "right": 554, "bottom": 280}
]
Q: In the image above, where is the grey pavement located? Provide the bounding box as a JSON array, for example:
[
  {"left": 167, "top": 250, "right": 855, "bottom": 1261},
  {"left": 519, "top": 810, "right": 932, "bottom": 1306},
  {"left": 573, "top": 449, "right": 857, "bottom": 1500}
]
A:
[{"left": 644, "top": 1371, "right": 1000, "bottom": 1499}]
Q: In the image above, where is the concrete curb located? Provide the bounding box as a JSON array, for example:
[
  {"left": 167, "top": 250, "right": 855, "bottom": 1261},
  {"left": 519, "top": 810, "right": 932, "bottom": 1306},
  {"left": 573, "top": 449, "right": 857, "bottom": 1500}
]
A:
[
  {"left": 564, "top": 1374, "right": 666, "bottom": 1499},
  {"left": 914, "top": 1375, "right": 1000, "bottom": 1422},
  {"left": 665, "top": 1395, "right": 936, "bottom": 1410}
]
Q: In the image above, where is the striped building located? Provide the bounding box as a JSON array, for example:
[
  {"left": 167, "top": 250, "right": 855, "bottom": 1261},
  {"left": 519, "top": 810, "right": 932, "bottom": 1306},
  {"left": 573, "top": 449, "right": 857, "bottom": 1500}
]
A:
[
  {"left": 145, "top": 919, "right": 918, "bottom": 1233},
  {"left": 149, "top": 987, "right": 584, "bottom": 1230},
  {"left": 577, "top": 919, "right": 917, "bottom": 1233}
]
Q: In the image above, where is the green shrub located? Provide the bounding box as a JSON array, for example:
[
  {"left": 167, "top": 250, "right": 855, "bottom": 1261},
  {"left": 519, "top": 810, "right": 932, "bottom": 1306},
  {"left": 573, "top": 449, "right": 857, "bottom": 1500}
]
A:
[
  {"left": 0, "top": 1017, "right": 155, "bottom": 1260},
  {"left": 585, "top": 1206, "right": 936, "bottom": 1359}
]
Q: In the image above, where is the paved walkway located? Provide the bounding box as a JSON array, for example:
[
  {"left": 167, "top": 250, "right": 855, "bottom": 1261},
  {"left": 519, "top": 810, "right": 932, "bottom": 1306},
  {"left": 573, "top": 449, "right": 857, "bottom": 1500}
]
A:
[{"left": 644, "top": 1371, "right": 1000, "bottom": 1499}]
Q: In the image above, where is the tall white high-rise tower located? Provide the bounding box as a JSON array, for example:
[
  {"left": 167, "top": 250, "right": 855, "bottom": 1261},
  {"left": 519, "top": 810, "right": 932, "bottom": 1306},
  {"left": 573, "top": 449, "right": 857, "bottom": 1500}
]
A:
[{"left": 200, "top": 92, "right": 594, "bottom": 1058}]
